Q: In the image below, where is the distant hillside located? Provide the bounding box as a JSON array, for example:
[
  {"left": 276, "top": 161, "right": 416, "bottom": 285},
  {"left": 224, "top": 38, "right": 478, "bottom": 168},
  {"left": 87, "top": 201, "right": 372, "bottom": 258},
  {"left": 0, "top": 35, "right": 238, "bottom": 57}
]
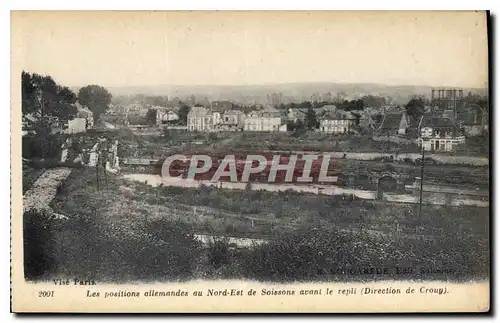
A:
[{"left": 73, "top": 82, "right": 488, "bottom": 105}]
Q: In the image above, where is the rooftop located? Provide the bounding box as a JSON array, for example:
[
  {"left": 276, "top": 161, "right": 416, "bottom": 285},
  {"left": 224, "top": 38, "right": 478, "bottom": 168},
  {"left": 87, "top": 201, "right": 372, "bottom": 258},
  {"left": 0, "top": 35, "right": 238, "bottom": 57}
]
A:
[
  {"left": 380, "top": 113, "right": 405, "bottom": 130},
  {"left": 420, "top": 116, "right": 457, "bottom": 129},
  {"left": 188, "top": 106, "right": 208, "bottom": 117},
  {"left": 74, "top": 102, "right": 93, "bottom": 118},
  {"left": 322, "top": 110, "right": 356, "bottom": 120},
  {"left": 456, "top": 112, "right": 477, "bottom": 126}
]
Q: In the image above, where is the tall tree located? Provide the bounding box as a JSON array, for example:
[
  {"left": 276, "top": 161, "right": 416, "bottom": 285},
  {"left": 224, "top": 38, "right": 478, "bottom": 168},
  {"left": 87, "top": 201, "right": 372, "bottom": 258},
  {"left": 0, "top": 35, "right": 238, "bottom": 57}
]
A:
[
  {"left": 146, "top": 108, "right": 157, "bottom": 125},
  {"left": 78, "top": 85, "right": 112, "bottom": 122},
  {"left": 340, "top": 99, "right": 364, "bottom": 111},
  {"left": 177, "top": 103, "right": 191, "bottom": 125},
  {"left": 22, "top": 71, "right": 79, "bottom": 160},
  {"left": 361, "top": 95, "right": 386, "bottom": 108},
  {"left": 405, "top": 97, "right": 426, "bottom": 124},
  {"left": 52, "top": 86, "right": 77, "bottom": 120},
  {"left": 22, "top": 71, "right": 78, "bottom": 121},
  {"left": 305, "top": 107, "right": 319, "bottom": 129},
  {"left": 22, "top": 71, "right": 38, "bottom": 115}
]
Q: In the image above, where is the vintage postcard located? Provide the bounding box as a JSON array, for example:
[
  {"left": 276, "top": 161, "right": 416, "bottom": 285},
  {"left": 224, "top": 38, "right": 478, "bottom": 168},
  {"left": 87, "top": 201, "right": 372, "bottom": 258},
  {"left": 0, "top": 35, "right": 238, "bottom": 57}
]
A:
[{"left": 11, "top": 11, "right": 490, "bottom": 313}]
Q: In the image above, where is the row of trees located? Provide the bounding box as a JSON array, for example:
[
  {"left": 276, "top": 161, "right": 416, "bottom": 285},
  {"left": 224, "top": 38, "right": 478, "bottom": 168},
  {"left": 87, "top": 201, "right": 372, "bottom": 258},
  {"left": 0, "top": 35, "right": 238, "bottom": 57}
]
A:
[
  {"left": 337, "top": 99, "right": 365, "bottom": 111},
  {"left": 276, "top": 98, "right": 366, "bottom": 112},
  {"left": 22, "top": 71, "right": 112, "bottom": 124},
  {"left": 275, "top": 95, "right": 386, "bottom": 111}
]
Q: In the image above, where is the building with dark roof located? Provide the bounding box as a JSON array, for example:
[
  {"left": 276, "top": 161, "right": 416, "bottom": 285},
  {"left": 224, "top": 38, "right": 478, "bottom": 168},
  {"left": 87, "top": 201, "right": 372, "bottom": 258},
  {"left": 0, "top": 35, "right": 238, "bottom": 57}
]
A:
[
  {"left": 378, "top": 112, "right": 409, "bottom": 136},
  {"left": 455, "top": 102, "right": 488, "bottom": 137},
  {"left": 210, "top": 101, "right": 234, "bottom": 112},
  {"left": 287, "top": 108, "right": 307, "bottom": 123},
  {"left": 417, "top": 116, "right": 465, "bottom": 152},
  {"left": 316, "top": 104, "right": 337, "bottom": 116},
  {"left": 319, "top": 110, "right": 356, "bottom": 134}
]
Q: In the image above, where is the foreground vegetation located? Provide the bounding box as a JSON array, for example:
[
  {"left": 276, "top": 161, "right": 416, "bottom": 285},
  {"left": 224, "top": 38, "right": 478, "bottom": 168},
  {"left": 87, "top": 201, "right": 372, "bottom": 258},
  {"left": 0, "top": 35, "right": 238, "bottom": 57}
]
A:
[
  {"left": 23, "top": 168, "right": 490, "bottom": 283},
  {"left": 24, "top": 204, "right": 489, "bottom": 283}
]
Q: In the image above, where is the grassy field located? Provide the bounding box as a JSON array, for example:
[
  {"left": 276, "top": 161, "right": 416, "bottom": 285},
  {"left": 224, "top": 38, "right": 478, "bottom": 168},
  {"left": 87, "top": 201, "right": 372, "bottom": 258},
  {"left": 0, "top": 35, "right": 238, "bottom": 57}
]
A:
[
  {"left": 21, "top": 168, "right": 489, "bottom": 283},
  {"left": 128, "top": 130, "right": 422, "bottom": 155},
  {"left": 214, "top": 131, "right": 422, "bottom": 153},
  {"left": 111, "top": 128, "right": 420, "bottom": 159},
  {"left": 118, "top": 129, "right": 489, "bottom": 157}
]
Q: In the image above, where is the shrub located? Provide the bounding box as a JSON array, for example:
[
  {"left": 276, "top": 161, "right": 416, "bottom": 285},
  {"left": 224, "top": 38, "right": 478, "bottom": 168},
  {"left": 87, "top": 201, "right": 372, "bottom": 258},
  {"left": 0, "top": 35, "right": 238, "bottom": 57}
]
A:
[
  {"left": 376, "top": 189, "right": 384, "bottom": 200},
  {"left": 161, "top": 128, "right": 171, "bottom": 140},
  {"left": 207, "top": 237, "right": 232, "bottom": 268},
  {"left": 237, "top": 221, "right": 489, "bottom": 282},
  {"left": 22, "top": 134, "right": 63, "bottom": 160},
  {"left": 23, "top": 209, "right": 58, "bottom": 280},
  {"left": 26, "top": 210, "right": 202, "bottom": 282},
  {"left": 208, "top": 133, "right": 218, "bottom": 142},
  {"left": 240, "top": 227, "right": 374, "bottom": 282},
  {"left": 129, "top": 219, "right": 201, "bottom": 281}
]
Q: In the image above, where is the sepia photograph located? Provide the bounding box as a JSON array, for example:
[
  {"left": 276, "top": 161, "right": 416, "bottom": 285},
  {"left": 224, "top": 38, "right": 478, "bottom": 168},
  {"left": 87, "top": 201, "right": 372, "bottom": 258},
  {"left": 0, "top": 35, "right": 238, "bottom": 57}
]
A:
[{"left": 11, "top": 10, "right": 490, "bottom": 312}]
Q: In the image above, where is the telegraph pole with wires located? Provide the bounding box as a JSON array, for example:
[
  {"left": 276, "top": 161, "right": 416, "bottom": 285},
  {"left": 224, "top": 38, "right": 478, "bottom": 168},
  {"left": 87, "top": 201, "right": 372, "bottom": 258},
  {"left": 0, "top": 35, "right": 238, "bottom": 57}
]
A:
[
  {"left": 103, "top": 147, "right": 108, "bottom": 189},
  {"left": 416, "top": 115, "right": 426, "bottom": 223},
  {"left": 96, "top": 152, "right": 100, "bottom": 191},
  {"left": 419, "top": 140, "right": 425, "bottom": 221}
]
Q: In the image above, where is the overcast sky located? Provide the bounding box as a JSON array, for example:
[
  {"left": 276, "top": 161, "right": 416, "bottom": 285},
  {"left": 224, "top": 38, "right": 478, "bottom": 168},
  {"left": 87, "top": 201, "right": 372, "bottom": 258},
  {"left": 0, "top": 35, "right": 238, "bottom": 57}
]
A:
[{"left": 12, "top": 11, "right": 488, "bottom": 88}]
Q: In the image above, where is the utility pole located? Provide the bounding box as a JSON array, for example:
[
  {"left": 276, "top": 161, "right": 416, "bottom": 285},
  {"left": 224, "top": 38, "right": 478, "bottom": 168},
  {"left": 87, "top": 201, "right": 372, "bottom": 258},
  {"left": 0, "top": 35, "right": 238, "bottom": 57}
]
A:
[
  {"left": 96, "top": 152, "right": 100, "bottom": 191},
  {"left": 419, "top": 139, "right": 425, "bottom": 221},
  {"left": 102, "top": 143, "right": 108, "bottom": 189},
  {"left": 103, "top": 152, "right": 108, "bottom": 189},
  {"left": 95, "top": 150, "right": 101, "bottom": 191}
]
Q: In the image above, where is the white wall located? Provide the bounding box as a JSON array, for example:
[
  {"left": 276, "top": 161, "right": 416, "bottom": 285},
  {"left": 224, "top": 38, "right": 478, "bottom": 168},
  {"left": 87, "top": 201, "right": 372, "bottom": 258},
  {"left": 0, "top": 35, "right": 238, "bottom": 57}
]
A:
[
  {"left": 320, "top": 119, "right": 354, "bottom": 134},
  {"left": 66, "top": 118, "right": 87, "bottom": 134},
  {"left": 244, "top": 116, "right": 282, "bottom": 131}
]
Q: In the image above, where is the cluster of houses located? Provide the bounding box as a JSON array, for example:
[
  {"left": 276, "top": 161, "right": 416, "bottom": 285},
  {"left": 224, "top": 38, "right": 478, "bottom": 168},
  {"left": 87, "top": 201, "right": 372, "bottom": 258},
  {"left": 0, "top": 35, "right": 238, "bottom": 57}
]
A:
[
  {"left": 187, "top": 105, "right": 286, "bottom": 132},
  {"left": 374, "top": 104, "right": 487, "bottom": 152},
  {"left": 105, "top": 88, "right": 488, "bottom": 154},
  {"left": 52, "top": 96, "right": 485, "bottom": 154},
  {"left": 109, "top": 104, "right": 181, "bottom": 127},
  {"left": 184, "top": 103, "right": 398, "bottom": 136},
  {"left": 181, "top": 95, "right": 487, "bottom": 152},
  {"left": 185, "top": 104, "right": 359, "bottom": 134},
  {"left": 187, "top": 106, "right": 249, "bottom": 131},
  {"left": 367, "top": 109, "right": 479, "bottom": 152},
  {"left": 22, "top": 102, "right": 116, "bottom": 136}
]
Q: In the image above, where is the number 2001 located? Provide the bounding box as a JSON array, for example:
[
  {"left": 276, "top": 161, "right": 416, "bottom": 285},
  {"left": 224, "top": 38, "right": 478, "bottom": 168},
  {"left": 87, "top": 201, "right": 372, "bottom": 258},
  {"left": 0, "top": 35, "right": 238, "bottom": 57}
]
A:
[{"left": 38, "top": 291, "right": 54, "bottom": 297}]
